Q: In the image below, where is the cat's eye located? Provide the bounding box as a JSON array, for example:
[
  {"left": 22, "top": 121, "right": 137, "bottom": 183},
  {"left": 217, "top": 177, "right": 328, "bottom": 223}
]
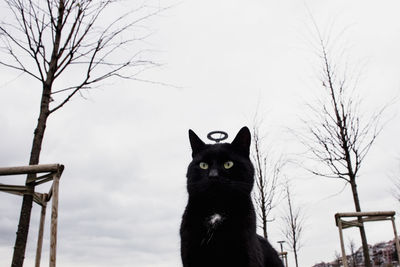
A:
[
  {"left": 199, "top": 162, "right": 209, "bottom": 170},
  {"left": 224, "top": 161, "right": 234, "bottom": 169}
]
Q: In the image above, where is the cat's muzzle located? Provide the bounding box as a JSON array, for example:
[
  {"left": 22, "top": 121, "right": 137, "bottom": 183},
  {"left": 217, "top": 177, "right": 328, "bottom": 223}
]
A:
[{"left": 208, "top": 168, "right": 219, "bottom": 178}]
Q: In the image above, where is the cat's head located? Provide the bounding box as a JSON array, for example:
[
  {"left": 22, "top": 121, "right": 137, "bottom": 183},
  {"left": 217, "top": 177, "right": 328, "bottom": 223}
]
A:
[{"left": 186, "top": 127, "right": 255, "bottom": 198}]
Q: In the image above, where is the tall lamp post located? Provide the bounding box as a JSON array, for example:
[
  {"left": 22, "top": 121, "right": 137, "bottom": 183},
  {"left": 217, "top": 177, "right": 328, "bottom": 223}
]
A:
[{"left": 277, "top": 240, "right": 285, "bottom": 254}]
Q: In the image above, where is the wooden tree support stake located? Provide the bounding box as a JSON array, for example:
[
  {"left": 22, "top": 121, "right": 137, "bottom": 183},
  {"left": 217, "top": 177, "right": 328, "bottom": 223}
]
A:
[
  {"left": 35, "top": 194, "right": 47, "bottom": 267},
  {"left": 0, "top": 164, "right": 64, "bottom": 267},
  {"left": 334, "top": 211, "right": 399, "bottom": 267},
  {"left": 50, "top": 172, "right": 60, "bottom": 267}
]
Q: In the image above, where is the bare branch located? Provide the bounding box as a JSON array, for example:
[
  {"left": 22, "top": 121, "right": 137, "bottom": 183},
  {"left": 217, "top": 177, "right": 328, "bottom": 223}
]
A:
[
  {"left": 0, "top": 0, "right": 165, "bottom": 109},
  {"left": 281, "top": 180, "right": 305, "bottom": 267},
  {"left": 297, "top": 23, "right": 388, "bottom": 183},
  {"left": 251, "top": 120, "right": 286, "bottom": 239}
]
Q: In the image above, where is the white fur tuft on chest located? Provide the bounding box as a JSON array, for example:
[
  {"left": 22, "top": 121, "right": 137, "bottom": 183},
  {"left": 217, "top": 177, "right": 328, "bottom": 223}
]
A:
[{"left": 208, "top": 213, "right": 223, "bottom": 226}]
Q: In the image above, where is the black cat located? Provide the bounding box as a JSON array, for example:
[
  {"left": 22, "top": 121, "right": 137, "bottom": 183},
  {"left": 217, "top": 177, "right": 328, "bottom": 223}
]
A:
[{"left": 180, "top": 127, "right": 284, "bottom": 267}]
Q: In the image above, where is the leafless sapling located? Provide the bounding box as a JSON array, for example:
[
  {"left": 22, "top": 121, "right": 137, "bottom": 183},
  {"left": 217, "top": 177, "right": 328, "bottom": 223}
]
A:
[
  {"left": 348, "top": 238, "right": 357, "bottom": 267},
  {"left": 252, "top": 123, "right": 284, "bottom": 239},
  {"left": 391, "top": 161, "right": 400, "bottom": 203},
  {"left": 0, "top": 1, "right": 163, "bottom": 266},
  {"left": 298, "top": 20, "right": 389, "bottom": 267},
  {"left": 281, "top": 180, "right": 305, "bottom": 267}
]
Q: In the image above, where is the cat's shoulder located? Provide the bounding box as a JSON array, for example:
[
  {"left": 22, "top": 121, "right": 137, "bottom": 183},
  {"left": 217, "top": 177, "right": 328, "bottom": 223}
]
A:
[{"left": 256, "top": 235, "right": 285, "bottom": 267}]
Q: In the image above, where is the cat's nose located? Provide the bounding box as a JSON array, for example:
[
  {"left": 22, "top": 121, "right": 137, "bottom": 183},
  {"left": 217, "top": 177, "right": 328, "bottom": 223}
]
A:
[{"left": 209, "top": 168, "right": 219, "bottom": 178}]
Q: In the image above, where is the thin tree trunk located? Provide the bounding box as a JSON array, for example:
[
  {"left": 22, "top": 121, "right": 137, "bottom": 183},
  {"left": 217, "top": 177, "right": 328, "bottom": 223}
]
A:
[
  {"left": 11, "top": 0, "right": 63, "bottom": 264},
  {"left": 11, "top": 194, "right": 33, "bottom": 267},
  {"left": 259, "top": 183, "right": 268, "bottom": 239},
  {"left": 350, "top": 180, "right": 371, "bottom": 267},
  {"left": 337, "top": 95, "right": 371, "bottom": 267},
  {"left": 262, "top": 219, "right": 267, "bottom": 239},
  {"left": 11, "top": 84, "right": 51, "bottom": 267},
  {"left": 294, "top": 249, "right": 299, "bottom": 267},
  {"left": 254, "top": 140, "right": 269, "bottom": 239}
]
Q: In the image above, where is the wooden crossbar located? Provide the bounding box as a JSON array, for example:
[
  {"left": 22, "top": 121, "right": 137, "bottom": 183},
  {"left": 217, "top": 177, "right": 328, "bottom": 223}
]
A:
[
  {"left": 0, "top": 164, "right": 61, "bottom": 176},
  {"left": 335, "top": 211, "right": 395, "bottom": 218},
  {"left": 0, "top": 183, "right": 28, "bottom": 193},
  {"left": 335, "top": 211, "right": 395, "bottom": 229}
]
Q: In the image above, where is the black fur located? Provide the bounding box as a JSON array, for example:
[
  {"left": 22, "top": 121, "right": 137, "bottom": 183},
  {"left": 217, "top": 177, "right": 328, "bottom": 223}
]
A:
[{"left": 180, "top": 127, "right": 284, "bottom": 267}]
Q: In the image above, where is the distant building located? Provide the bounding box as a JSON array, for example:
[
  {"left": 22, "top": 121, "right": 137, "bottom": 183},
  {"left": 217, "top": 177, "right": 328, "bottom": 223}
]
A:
[
  {"left": 354, "top": 245, "right": 373, "bottom": 267},
  {"left": 372, "top": 239, "right": 398, "bottom": 267},
  {"left": 312, "top": 262, "right": 335, "bottom": 267},
  {"left": 312, "top": 238, "right": 399, "bottom": 267}
]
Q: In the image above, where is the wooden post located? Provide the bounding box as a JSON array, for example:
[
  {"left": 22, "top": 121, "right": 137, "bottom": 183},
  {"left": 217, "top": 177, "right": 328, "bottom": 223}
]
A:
[
  {"left": 35, "top": 195, "right": 47, "bottom": 267},
  {"left": 49, "top": 174, "right": 60, "bottom": 267},
  {"left": 284, "top": 252, "right": 288, "bottom": 267},
  {"left": 278, "top": 252, "right": 288, "bottom": 267},
  {"left": 391, "top": 217, "right": 400, "bottom": 264},
  {"left": 337, "top": 218, "right": 349, "bottom": 267},
  {"left": 0, "top": 164, "right": 64, "bottom": 267}
]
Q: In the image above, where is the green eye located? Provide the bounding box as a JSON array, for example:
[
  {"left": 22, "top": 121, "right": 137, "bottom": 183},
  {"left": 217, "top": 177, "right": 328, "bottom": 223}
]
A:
[
  {"left": 224, "top": 161, "right": 234, "bottom": 169},
  {"left": 199, "top": 162, "right": 209, "bottom": 169}
]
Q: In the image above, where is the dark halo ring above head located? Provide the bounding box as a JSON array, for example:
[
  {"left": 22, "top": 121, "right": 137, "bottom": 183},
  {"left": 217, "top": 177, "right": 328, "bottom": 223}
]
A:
[{"left": 207, "top": 131, "right": 228, "bottom": 143}]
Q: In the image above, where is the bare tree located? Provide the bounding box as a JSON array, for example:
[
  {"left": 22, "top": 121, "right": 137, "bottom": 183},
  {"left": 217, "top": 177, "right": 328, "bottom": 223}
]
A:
[
  {"left": 393, "top": 181, "right": 400, "bottom": 203},
  {"left": 391, "top": 161, "right": 400, "bottom": 203},
  {"left": 333, "top": 251, "right": 342, "bottom": 267},
  {"left": 0, "top": 1, "right": 163, "bottom": 266},
  {"left": 281, "top": 180, "right": 305, "bottom": 267},
  {"left": 252, "top": 123, "right": 284, "bottom": 239},
  {"left": 348, "top": 238, "right": 357, "bottom": 267},
  {"left": 298, "top": 21, "right": 389, "bottom": 267}
]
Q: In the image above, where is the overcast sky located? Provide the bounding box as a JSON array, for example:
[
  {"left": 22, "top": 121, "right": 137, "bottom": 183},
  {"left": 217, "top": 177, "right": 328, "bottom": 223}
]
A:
[{"left": 1, "top": 0, "right": 400, "bottom": 267}]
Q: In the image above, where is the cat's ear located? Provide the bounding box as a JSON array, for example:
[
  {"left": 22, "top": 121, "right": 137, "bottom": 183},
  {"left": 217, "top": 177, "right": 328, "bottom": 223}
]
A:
[
  {"left": 231, "top": 126, "right": 251, "bottom": 156},
  {"left": 188, "top": 129, "right": 206, "bottom": 157}
]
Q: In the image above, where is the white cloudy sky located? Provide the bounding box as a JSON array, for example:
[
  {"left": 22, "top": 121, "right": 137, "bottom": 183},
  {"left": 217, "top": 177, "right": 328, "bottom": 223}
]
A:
[{"left": 1, "top": 0, "right": 400, "bottom": 267}]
